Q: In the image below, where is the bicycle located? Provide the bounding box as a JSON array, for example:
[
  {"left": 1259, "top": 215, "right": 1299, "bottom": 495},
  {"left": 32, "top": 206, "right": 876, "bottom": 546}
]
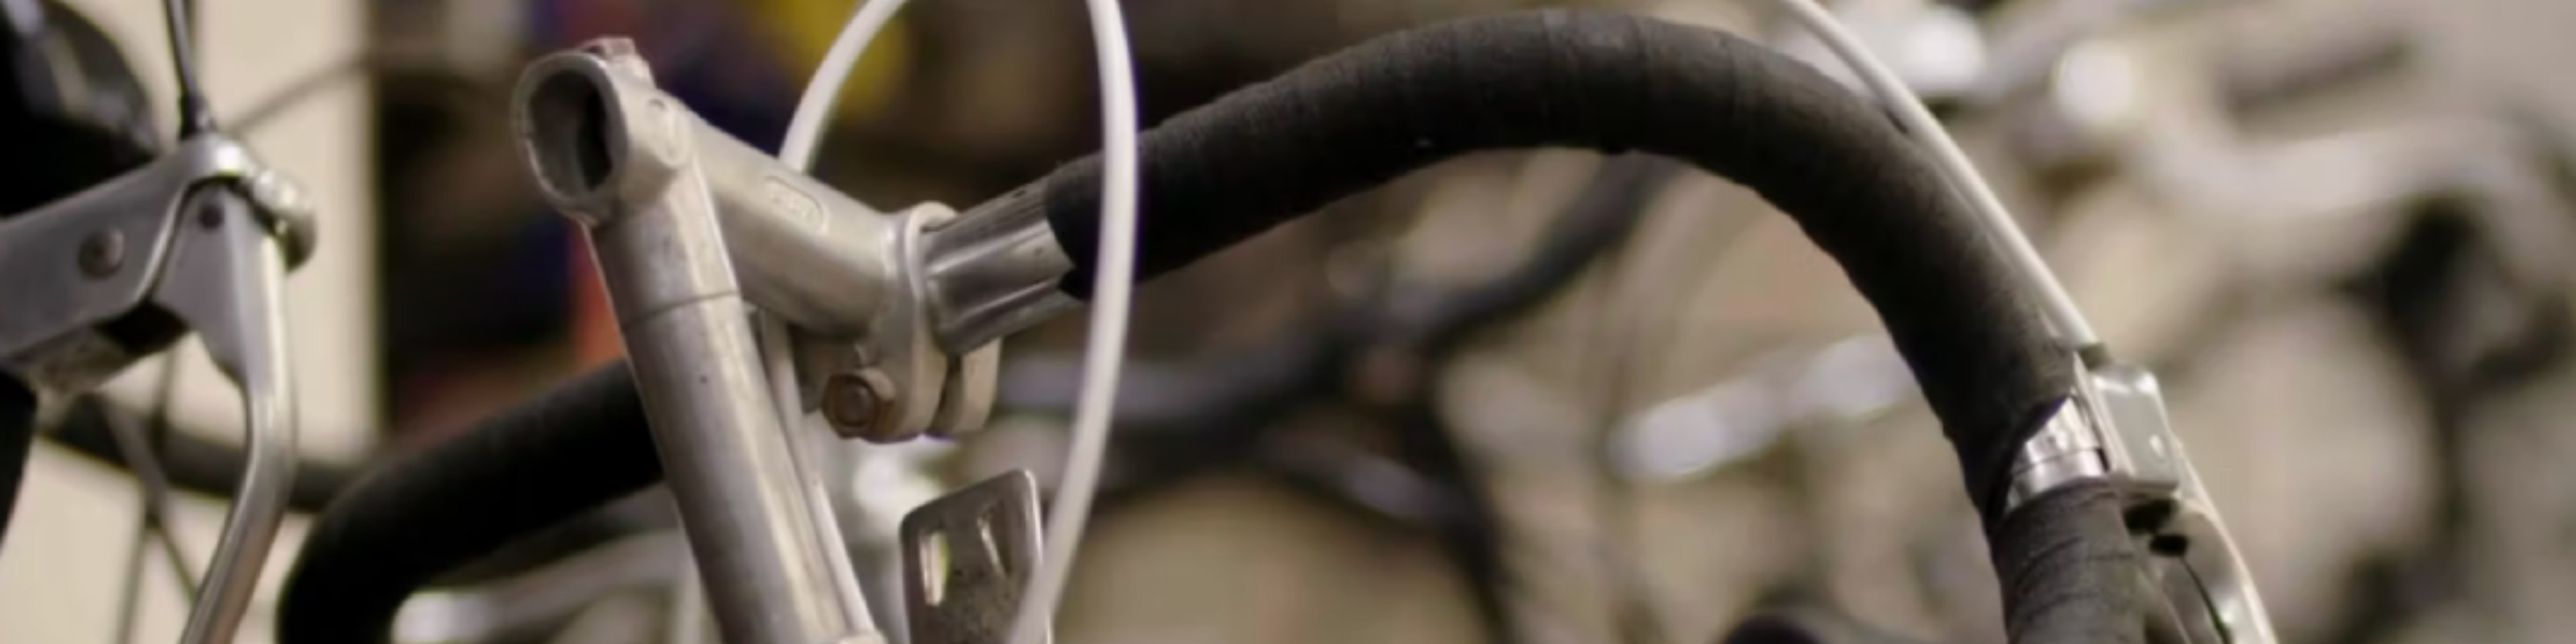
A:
[
  {"left": 1, "top": 0, "right": 320, "bottom": 642},
  {"left": 265, "top": 6, "right": 2274, "bottom": 644},
  {"left": 0, "top": 0, "right": 2292, "bottom": 642}
]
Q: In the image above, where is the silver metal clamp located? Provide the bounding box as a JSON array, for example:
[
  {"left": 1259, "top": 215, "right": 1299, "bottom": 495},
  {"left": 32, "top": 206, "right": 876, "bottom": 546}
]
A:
[
  {"left": 790, "top": 201, "right": 1006, "bottom": 444},
  {"left": 2005, "top": 359, "right": 2277, "bottom": 644}
]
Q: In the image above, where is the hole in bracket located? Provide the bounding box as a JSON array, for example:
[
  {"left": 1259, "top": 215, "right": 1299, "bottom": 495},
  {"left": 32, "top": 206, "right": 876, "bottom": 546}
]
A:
[{"left": 919, "top": 528, "right": 952, "bottom": 606}]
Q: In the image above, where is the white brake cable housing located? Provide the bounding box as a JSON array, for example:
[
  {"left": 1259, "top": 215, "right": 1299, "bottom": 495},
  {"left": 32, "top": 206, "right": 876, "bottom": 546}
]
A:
[
  {"left": 785, "top": 1, "right": 1143, "bottom": 642},
  {"left": 1767, "top": 0, "right": 2100, "bottom": 347}
]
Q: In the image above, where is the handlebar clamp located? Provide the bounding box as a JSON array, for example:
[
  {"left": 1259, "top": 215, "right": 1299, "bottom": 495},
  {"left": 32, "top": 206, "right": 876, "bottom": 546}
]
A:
[{"left": 517, "top": 39, "right": 1006, "bottom": 444}]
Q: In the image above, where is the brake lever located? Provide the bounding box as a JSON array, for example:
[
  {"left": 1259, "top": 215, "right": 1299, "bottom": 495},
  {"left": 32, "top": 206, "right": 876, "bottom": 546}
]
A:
[
  {"left": 0, "top": 134, "right": 312, "bottom": 644},
  {"left": 157, "top": 184, "right": 304, "bottom": 642},
  {"left": 2099, "top": 365, "right": 2272, "bottom": 644},
  {"left": 2009, "top": 360, "right": 2276, "bottom": 643}
]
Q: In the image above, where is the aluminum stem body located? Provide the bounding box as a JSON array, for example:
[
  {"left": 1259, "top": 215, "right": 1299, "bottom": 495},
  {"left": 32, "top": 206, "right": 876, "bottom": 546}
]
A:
[
  {"left": 514, "top": 41, "right": 873, "bottom": 644},
  {"left": 692, "top": 121, "right": 898, "bottom": 337},
  {"left": 599, "top": 203, "right": 852, "bottom": 643}
]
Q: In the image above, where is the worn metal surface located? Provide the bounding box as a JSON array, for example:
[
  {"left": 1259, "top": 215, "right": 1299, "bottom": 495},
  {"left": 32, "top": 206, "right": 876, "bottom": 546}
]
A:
[
  {"left": 902, "top": 470, "right": 1046, "bottom": 644},
  {"left": 514, "top": 39, "right": 874, "bottom": 644},
  {"left": 0, "top": 137, "right": 287, "bottom": 392}
]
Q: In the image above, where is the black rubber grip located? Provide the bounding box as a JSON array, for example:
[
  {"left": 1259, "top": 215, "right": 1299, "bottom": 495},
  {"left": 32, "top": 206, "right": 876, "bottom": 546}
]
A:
[
  {"left": 1007, "top": 9, "right": 2073, "bottom": 519},
  {"left": 1990, "top": 481, "right": 2156, "bottom": 643},
  {"left": 278, "top": 362, "right": 659, "bottom": 644},
  {"left": 0, "top": 378, "right": 35, "bottom": 551}
]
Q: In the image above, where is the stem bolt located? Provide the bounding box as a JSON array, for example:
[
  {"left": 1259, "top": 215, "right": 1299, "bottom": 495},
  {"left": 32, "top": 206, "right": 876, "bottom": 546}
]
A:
[{"left": 822, "top": 370, "right": 894, "bottom": 432}]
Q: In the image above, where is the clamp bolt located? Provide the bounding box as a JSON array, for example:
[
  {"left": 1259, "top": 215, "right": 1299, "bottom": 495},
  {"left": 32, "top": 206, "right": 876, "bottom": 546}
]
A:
[
  {"left": 78, "top": 230, "right": 126, "bottom": 277},
  {"left": 822, "top": 370, "right": 894, "bottom": 432}
]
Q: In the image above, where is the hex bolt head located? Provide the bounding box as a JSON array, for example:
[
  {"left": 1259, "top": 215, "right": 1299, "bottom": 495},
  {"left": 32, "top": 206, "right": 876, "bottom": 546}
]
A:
[
  {"left": 78, "top": 230, "right": 126, "bottom": 277},
  {"left": 822, "top": 370, "right": 893, "bottom": 433}
]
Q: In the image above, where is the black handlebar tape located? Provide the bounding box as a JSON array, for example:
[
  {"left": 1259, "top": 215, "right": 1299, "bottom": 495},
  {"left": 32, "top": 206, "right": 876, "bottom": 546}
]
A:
[
  {"left": 278, "top": 362, "right": 659, "bottom": 644},
  {"left": 0, "top": 378, "right": 35, "bottom": 551},
  {"left": 1720, "top": 610, "right": 1938, "bottom": 644},
  {"left": 1990, "top": 480, "right": 2157, "bottom": 643},
  {"left": 998, "top": 10, "right": 2073, "bottom": 520},
  {"left": 998, "top": 157, "right": 1676, "bottom": 428},
  {"left": 45, "top": 396, "right": 356, "bottom": 512}
]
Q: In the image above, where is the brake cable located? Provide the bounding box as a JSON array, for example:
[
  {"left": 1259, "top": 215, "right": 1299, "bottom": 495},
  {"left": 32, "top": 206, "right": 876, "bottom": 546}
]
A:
[
  {"left": 286, "top": 8, "right": 2281, "bottom": 642},
  {"left": 782, "top": 0, "right": 1144, "bottom": 640},
  {"left": 1769, "top": 0, "right": 2096, "bottom": 349}
]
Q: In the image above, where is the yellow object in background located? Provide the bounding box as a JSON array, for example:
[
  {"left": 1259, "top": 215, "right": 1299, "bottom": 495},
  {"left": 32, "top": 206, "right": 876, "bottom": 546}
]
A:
[{"left": 752, "top": 0, "right": 912, "bottom": 122}]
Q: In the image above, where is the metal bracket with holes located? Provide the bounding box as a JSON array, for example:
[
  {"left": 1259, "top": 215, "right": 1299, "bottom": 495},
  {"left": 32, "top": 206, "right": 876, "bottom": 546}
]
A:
[{"left": 901, "top": 470, "right": 1045, "bottom": 644}]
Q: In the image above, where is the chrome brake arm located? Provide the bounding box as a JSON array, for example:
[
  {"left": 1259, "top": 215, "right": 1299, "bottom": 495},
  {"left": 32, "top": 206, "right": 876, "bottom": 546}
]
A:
[
  {"left": 0, "top": 136, "right": 309, "bottom": 391},
  {"left": 153, "top": 185, "right": 303, "bottom": 644},
  {"left": 2008, "top": 360, "right": 2277, "bottom": 644},
  {"left": 0, "top": 133, "right": 313, "bottom": 644}
]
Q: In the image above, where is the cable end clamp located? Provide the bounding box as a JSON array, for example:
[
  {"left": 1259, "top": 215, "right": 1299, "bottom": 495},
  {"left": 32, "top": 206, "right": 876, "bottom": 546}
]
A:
[{"left": 2005, "top": 357, "right": 2277, "bottom": 644}]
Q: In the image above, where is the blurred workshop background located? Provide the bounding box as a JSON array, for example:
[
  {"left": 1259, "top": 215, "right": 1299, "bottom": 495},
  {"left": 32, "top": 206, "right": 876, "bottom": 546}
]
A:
[{"left": 9, "top": 0, "right": 2576, "bottom": 642}]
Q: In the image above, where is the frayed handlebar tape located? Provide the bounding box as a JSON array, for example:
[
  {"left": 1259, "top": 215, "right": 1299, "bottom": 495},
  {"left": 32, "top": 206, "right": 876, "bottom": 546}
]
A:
[
  {"left": 1719, "top": 484, "right": 2165, "bottom": 644},
  {"left": 279, "top": 363, "right": 659, "bottom": 644},
  {"left": 1992, "top": 480, "right": 2158, "bottom": 643},
  {"left": 999, "top": 9, "right": 2074, "bottom": 522}
]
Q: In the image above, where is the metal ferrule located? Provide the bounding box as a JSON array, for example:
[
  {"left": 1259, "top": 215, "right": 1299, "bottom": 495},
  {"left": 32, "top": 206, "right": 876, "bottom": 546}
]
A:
[
  {"left": 2004, "top": 398, "right": 2112, "bottom": 510},
  {"left": 921, "top": 188, "right": 1077, "bottom": 353}
]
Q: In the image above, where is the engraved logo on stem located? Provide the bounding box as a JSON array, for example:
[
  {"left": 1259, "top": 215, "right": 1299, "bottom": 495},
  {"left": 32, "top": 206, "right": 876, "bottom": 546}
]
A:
[{"left": 764, "top": 178, "right": 828, "bottom": 232}]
